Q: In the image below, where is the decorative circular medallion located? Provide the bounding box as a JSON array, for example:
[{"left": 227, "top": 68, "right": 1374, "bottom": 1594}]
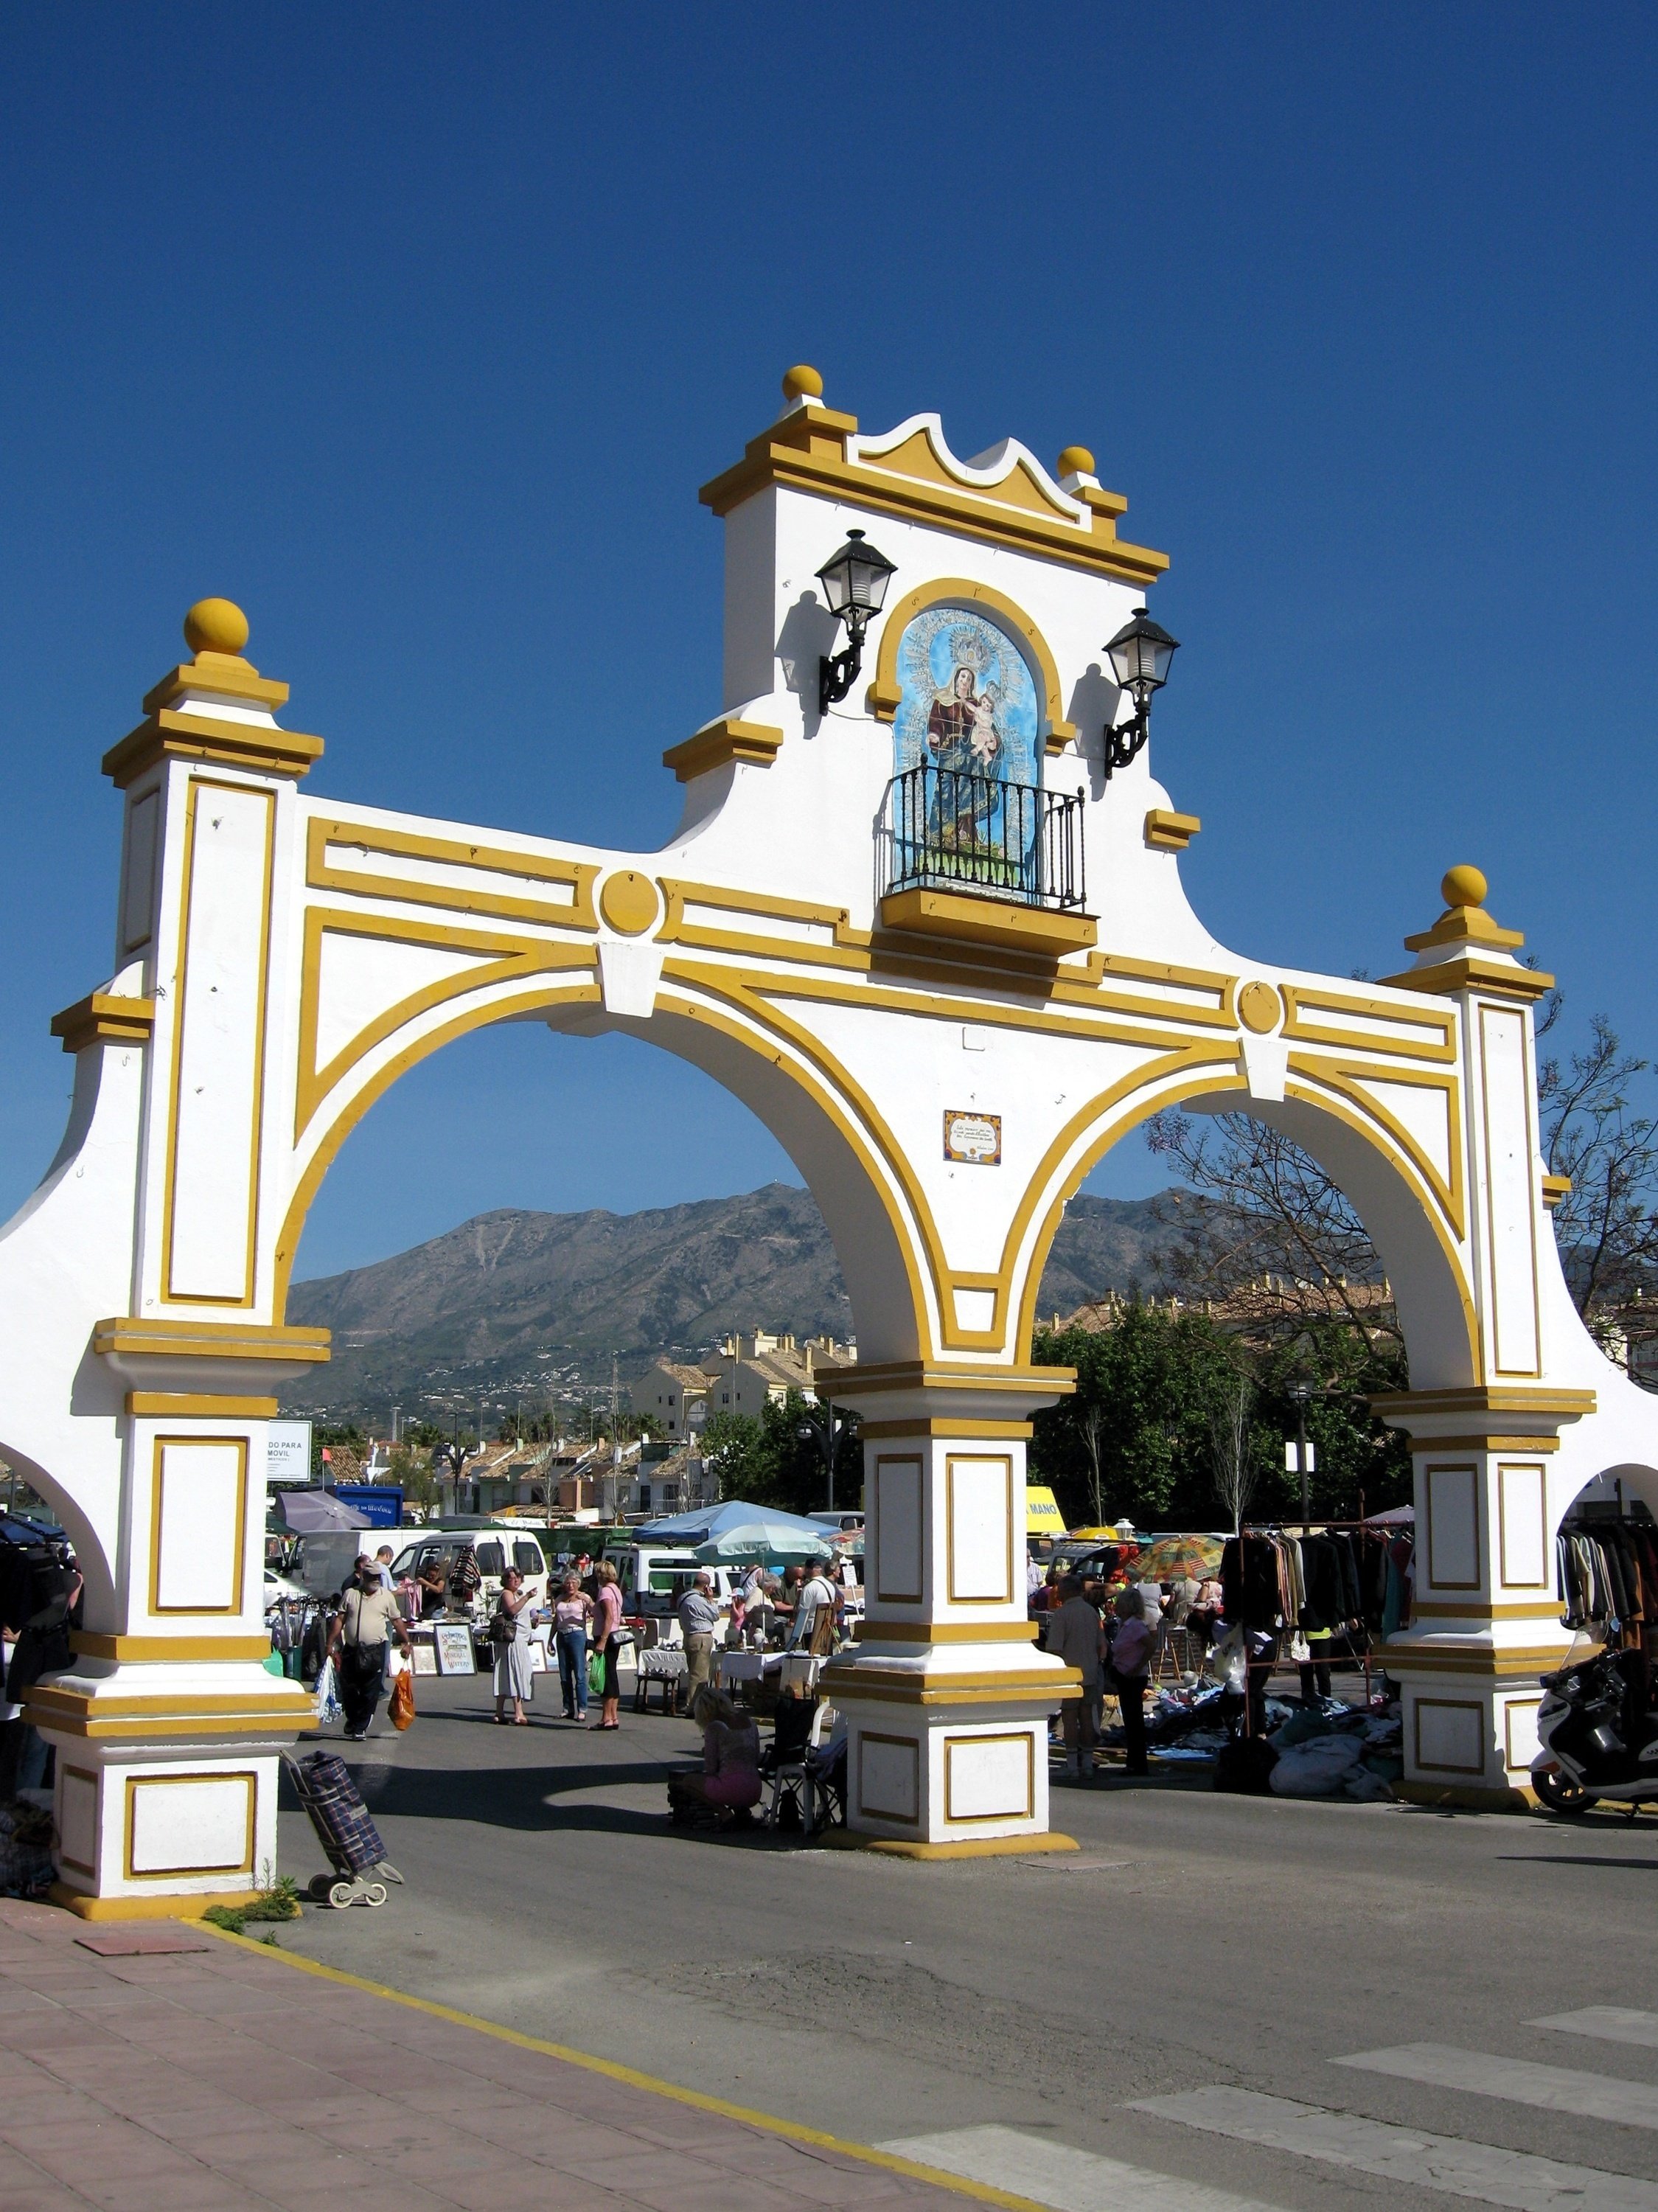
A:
[
  {"left": 1237, "top": 980, "right": 1283, "bottom": 1035},
  {"left": 598, "top": 869, "right": 660, "bottom": 937}
]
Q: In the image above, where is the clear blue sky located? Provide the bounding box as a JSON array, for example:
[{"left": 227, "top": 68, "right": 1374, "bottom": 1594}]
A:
[{"left": 4, "top": 4, "right": 1655, "bottom": 1281}]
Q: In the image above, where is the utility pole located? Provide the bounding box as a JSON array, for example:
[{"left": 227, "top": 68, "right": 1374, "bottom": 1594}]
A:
[{"left": 608, "top": 1352, "right": 621, "bottom": 1521}]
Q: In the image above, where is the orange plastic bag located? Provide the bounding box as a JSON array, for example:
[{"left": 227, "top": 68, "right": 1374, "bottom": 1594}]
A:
[{"left": 389, "top": 1666, "right": 416, "bottom": 1731}]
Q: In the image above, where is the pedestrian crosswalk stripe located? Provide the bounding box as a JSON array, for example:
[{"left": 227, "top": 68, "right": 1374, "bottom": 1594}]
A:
[
  {"left": 1134, "top": 2084, "right": 1658, "bottom": 2212},
  {"left": 1532, "top": 2010, "right": 1658, "bottom": 2053},
  {"left": 877, "top": 2125, "right": 1289, "bottom": 2212},
  {"left": 1335, "top": 2045, "right": 1658, "bottom": 2131}
]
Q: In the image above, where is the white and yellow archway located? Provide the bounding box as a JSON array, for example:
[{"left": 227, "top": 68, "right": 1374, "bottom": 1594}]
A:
[{"left": 6, "top": 368, "right": 1648, "bottom": 1910}]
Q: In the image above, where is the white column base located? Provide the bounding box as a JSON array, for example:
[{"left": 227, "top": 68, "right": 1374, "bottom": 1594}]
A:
[
  {"left": 29, "top": 1657, "right": 315, "bottom": 1913},
  {"left": 824, "top": 1636, "right": 1079, "bottom": 1854}
]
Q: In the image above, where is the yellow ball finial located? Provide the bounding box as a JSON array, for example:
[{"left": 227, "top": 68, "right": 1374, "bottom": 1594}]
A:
[
  {"left": 184, "top": 597, "right": 250, "bottom": 658},
  {"left": 781, "top": 363, "right": 823, "bottom": 403},
  {"left": 1057, "top": 445, "right": 1096, "bottom": 478},
  {"left": 1441, "top": 863, "right": 1488, "bottom": 910}
]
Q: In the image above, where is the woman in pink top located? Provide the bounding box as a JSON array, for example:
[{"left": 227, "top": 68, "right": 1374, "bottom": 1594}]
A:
[{"left": 591, "top": 1561, "right": 624, "bottom": 1731}]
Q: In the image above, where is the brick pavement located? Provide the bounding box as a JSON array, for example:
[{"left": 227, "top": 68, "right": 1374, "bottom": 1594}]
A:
[{"left": 0, "top": 1899, "right": 1005, "bottom": 2212}]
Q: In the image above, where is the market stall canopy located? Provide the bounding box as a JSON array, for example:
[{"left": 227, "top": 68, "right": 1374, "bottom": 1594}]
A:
[
  {"left": 1025, "top": 1485, "right": 1067, "bottom": 1536},
  {"left": 275, "top": 1489, "right": 372, "bottom": 1534},
  {"left": 694, "top": 1517, "right": 836, "bottom": 1562},
  {"left": 635, "top": 1500, "right": 824, "bottom": 1547},
  {"left": 1135, "top": 1534, "right": 1224, "bottom": 1581}
]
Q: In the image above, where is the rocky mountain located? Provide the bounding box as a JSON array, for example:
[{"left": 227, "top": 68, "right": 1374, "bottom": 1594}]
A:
[{"left": 282, "top": 1182, "right": 1190, "bottom": 1421}]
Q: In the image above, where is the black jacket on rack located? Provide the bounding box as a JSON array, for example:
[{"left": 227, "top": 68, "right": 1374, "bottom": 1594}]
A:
[{"left": 1222, "top": 1534, "right": 1283, "bottom": 1630}]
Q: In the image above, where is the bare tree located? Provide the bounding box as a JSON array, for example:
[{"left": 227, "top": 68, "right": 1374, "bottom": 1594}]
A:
[
  {"left": 1539, "top": 1015, "right": 1658, "bottom": 1352},
  {"left": 1144, "top": 1110, "right": 1402, "bottom": 1352},
  {"left": 1209, "top": 1370, "right": 1257, "bottom": 1534},
  {"left": 1078, "top": 1402, "right": 1107, "bottom": 1528},
  {"left": 1146, "top": 1002, "right": 1658, "bottom": 1382}
]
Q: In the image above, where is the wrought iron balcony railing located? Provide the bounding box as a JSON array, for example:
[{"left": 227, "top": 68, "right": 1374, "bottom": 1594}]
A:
[{"left": 879, "top": 764, "right": 1086, "bottom": 912}]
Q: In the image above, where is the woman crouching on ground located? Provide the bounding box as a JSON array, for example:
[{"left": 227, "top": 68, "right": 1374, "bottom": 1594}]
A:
[{"left": 668, "top": 1687, "right": 762, "bottom": 1826}]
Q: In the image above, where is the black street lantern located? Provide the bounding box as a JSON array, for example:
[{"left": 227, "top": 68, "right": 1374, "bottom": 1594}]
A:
[
  {"left": 817, "top": 529, "right": 896, "bottom": 714},
  {"left": 1101, "top": 605, "right": 1180, "bottom": 776}
]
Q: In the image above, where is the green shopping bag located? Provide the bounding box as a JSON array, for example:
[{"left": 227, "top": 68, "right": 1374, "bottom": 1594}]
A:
[{"left": 588, "top": 1648, "right": 606, "bottom": 1697}]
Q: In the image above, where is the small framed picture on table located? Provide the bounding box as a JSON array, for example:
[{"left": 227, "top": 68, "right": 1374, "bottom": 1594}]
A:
[{"left": 433, "top": 1623, "right": 476, "bottom": 1676}]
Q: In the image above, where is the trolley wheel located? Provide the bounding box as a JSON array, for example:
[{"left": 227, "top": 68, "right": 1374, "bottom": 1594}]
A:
[
  {"left": 1533, "top": 1766, "right": 1596, "bottom": 1815},
  {"left": 308, "top": 1874, "right": 335, "bottom": 1901},
  {"left": 327, "top": 1879, "right": 357, "bottom": 1908},
  {"left": 363, "top": 1882, "right": 389, "bottom": 1907}
]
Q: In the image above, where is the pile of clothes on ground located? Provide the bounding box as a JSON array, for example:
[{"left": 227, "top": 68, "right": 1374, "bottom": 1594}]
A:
[
  {"left": 1098, "top": 1682, "right": 1300, "bottom": 1761},
  {"left": 1263, "top": 1697, "right": 1404, "bottom": 1799}
]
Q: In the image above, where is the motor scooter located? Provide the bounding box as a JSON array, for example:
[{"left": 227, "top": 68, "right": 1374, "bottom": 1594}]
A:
[{"left": 1531, "top": 1631, "right": 1658, "bottom": 1815}]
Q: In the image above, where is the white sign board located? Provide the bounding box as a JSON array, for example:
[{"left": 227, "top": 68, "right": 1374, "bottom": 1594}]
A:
[{"left": 266, "top": 1421, "right": 314, "bottom": 1485}]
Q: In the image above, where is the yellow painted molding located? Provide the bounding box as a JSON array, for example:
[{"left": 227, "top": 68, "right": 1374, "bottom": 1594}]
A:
[
  {"left": 701, "top": 413, "right": 1168, "bottom": 587},
  {"left": 878, "top": 886, "right": 1097, "bottom": 959},
  {"left": 305, "top": 817, "right": 600, "bottom": 933},
  {"left": 816, "top": 1359, "right": 1076, "bottom": 1400},
  {"left": 51, "top": 1881, "right": 265, "bottom": 1921},
  {"left": 1371, "top": 1385, "right": 1596, "bottom": 1430},
  {"left": 1378, "top": 956, "right": 1556, "bottom": 1003},
  {"left": 864, "top": 577, "right": 1076, "bottom": 748},
  {"left": 1376, "top": 1644, "right": 1568, "bottom": 1677},
  {"left": 858, "top": 1418, "right": 1034, "bottom": 1439},
  {"left": 125, "top": 1392, "right": 279, "bottom": 1418},
  {"left": 1542, "top": 1173, "right": 1572, "bottom": 1208},
  {"left": 1404, "top": 903, "right": 1525, "bottom": 955},
  {"left": 1280, "top": 980, "right": 1459, "bottom": 1063},
  {"left": 852, "top": 1621, "right": 1039, "bottom": 1644},
  {"left": 850, "top": 1831, "right": 1080, "bottom": 1860},
  {"left": 1144, "top": 808, "right": 1201, "bottom": 852},
  {"left": 661, "top": 717, "right": 784, "bottom": 782},
  {"left": 29, "top": 1686, "right": 313, "bottom": 1722},
  {"left": 50, "top": 992, "right": 156, "bottom": 1054},
  {"left": 26, "top": 1707, "right": 316, "bottom": 1740},
  {"left": 94, "top": 1316, "right": 332, "bottom": 1363},
  {"left": 1392, "top": 1781, "right": 1532, "bottom": 1813},
  {"left": 71, "top": 1632, "right": 276, "bottom": 1663},
  {"left": 817, "top": 1674, "right": 1078, "bottom": 1707},
  {"left": 1413, "top": 1600, "right": 1564, "bottom": 1619},
  {"left": 1237, "top": 981, "right": 1283, "bottom": 1035},
  {"left": 142, "top": 650, "right": 289, "bottom": 718},
  {"left": 103, "top": 707, "right": 324, "bottom": 789},
  {"left": 1407, "top": 1433, "right": 1560, "bottom": 1454}
]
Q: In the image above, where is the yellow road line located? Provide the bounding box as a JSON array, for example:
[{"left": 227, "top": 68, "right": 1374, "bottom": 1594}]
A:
[{"left": 200, "top": 1924, "right": 1049, "bottom": 2211}]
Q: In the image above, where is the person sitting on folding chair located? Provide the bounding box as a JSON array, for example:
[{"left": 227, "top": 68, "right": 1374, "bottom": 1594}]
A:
[{"left": 667, "top": 1687, "right": 762, "bottom": 1827}]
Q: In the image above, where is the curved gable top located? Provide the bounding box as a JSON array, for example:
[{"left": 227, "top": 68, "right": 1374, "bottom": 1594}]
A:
[
  {"left": 700, "top": 394, "right": 1169, "bottom": 588},
  {"left": 847, "top": 415, "right": 1090, "bottom": 531}
]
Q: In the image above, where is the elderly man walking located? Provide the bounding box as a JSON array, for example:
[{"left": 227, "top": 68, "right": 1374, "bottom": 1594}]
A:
[
  {"left": 676, "top": 1571, "right": 721, "bottom": 1712},
  {"left": 1045, "top": 1575, "right": 1106, "bottom": 1782}
]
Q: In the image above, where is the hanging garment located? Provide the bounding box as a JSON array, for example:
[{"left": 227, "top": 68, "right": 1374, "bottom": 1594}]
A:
[{"left": 1222, "top": 1535, "right": 1284, "bottom": 1630}]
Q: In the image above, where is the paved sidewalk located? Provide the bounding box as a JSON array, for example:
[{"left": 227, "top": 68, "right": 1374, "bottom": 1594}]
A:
[{"left": 0, "top": 1900, "right": 998, "bottom": 2212}]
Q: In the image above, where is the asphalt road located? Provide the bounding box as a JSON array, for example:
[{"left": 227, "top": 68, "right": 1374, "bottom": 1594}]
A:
[{"left": 275, "top": 1674, "right": 1658, "bottom": 2212}]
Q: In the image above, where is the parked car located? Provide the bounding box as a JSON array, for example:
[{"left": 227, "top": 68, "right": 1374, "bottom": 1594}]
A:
[{"left": 602, "top": 1544, "right": 742, "bottom": 1644}]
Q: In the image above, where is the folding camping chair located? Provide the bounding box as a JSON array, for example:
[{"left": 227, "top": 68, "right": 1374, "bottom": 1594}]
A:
[{"left": 762, "top": 1692, "right": 824, "bottom": 1835}]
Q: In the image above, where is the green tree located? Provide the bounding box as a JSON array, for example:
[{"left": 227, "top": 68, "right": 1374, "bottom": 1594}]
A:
[{"left": 702, "top": 1391, "right": 854, "bottom": 1515}]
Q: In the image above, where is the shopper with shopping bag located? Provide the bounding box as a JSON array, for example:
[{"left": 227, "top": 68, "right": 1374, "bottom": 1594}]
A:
[{"left": 327, "top": 1555, "right": 411, "bottom": 1742}]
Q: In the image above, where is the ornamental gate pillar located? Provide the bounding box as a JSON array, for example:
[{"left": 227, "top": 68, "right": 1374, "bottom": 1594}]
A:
[
  {"left": 29, "top": 602, "right": 320, "bottom": 1916},
  {"left": 1371, "top": 868, "right": 1593, "bottom": 1807},
  {"left": 818, "top": 1367, "right": 1081, "bottom": 1854}
]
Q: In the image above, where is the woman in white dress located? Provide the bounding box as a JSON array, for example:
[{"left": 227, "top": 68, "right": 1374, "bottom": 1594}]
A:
[{"left": 491, "top": 1567, "right": 534, "bottom": 1725}]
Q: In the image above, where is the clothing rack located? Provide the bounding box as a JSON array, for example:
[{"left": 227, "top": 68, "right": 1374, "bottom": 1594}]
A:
[{"left": 1230, "top": 1500, "right": 1401, "bottom": 1725}]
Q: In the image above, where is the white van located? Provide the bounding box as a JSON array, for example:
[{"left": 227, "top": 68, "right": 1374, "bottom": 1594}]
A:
[{"left": 390, "top": 1527, "right": 550, "bottom": 1651}]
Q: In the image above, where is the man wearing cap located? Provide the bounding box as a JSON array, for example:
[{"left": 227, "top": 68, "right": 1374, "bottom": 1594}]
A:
[{"left": 328, "top": 1554, "right": 411, "bottom": 1742}]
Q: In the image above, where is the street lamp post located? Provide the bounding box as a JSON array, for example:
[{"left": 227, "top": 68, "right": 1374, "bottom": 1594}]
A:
[
  {"left": 1286, "top": 1380, "right": 1314, "bottom": 1525},
  {"left": 795, "top": 1400, "right": 849, "bottom": 1514}
]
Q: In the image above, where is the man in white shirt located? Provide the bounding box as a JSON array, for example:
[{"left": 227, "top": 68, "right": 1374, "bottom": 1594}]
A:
[{"left": 793, "top": 1562, "right": 840, "bottom": 1651}]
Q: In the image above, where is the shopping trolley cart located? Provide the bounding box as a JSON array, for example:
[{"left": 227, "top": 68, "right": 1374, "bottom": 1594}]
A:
[{"left": 284, "top": 1749, "right": 404, "bottom": 1908}]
